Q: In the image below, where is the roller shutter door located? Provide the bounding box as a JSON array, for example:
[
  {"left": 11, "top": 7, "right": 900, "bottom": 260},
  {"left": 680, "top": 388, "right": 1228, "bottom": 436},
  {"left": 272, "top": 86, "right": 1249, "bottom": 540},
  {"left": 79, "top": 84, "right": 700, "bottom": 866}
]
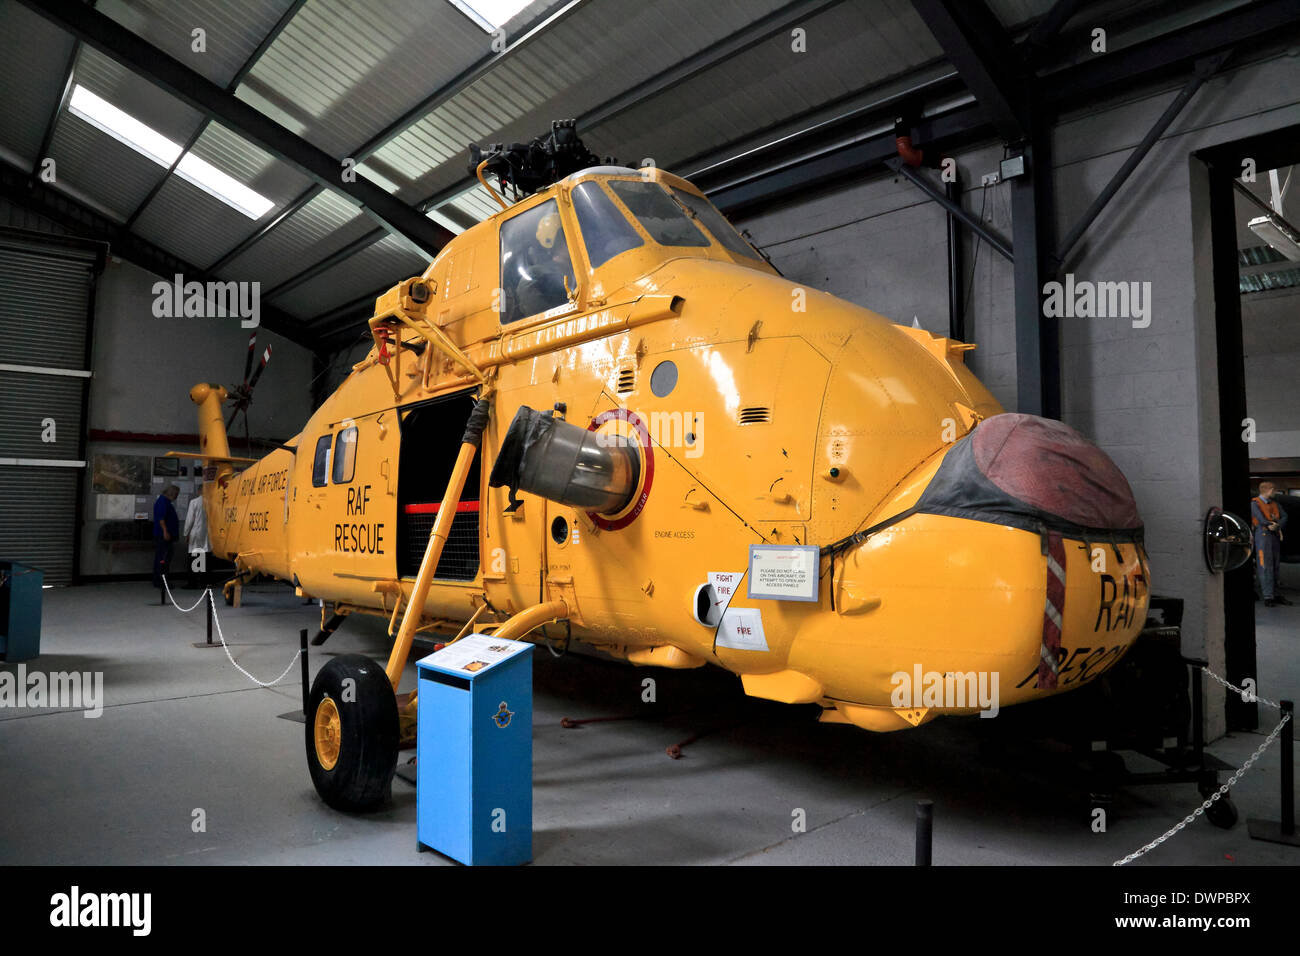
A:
[{"left": 0, "top": 236, "right": 97, "bottom": 584}]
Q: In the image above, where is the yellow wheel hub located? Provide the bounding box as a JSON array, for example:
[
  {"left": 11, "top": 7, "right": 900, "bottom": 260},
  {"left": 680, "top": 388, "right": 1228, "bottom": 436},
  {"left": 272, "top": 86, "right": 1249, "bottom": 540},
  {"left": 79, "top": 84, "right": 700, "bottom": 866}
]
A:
[{"left": 314, "top": 696, "right": 342, "bottom": 771}]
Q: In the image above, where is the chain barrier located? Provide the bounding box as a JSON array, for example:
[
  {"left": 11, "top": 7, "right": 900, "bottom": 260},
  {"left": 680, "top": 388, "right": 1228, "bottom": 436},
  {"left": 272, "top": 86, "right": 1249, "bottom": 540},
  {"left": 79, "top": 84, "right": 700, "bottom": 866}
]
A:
[
  {"left": 1113, "top": 668, "right": 1291, "bottom": 865},
  {"left": 161, "top": 575, "right": 302, "bottom": 688},
  {"left": 160, "top": 575, "right": 211, "bottom": 613}
]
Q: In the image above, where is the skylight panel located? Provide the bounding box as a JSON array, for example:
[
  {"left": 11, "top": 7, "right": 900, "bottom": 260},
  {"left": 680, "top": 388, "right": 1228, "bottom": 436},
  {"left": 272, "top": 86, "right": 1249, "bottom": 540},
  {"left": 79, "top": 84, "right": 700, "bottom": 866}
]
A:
[
  {"left": 66, "top": 84, "right": 273, "bottom": 220},
  {"left": 176, "top": 153, "right": 275, "bottom": 219},
  {"left": 69, "top": 85, "right": 181, "bottom": 168},
  {"left": 446, "top": 0, "right": 533, "bottom": 32}
]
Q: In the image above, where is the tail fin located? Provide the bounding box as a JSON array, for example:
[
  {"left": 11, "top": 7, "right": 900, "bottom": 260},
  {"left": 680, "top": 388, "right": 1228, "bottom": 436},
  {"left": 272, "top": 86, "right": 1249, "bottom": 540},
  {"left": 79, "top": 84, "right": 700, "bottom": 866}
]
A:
[{"left": 189, "top": 383, "right": 235, "bottom": 481}]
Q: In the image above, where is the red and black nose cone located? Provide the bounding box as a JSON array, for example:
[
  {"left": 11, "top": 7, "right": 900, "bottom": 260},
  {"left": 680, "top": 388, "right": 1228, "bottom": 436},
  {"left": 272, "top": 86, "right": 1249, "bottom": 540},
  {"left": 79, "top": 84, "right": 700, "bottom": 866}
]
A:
[{"left": 917, "top": 413, "right": 1142, "bottom": 538}]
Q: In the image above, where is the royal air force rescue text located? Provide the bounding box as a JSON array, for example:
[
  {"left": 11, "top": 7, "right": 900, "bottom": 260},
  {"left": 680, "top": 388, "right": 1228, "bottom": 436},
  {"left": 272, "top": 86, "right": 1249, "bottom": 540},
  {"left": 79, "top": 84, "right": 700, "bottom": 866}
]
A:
[
  {"left": 336, "top": 485, "right": 384, "bottom": 554},
  {"left": 237, "top": 470, "right": 384, "bottom": 555}
]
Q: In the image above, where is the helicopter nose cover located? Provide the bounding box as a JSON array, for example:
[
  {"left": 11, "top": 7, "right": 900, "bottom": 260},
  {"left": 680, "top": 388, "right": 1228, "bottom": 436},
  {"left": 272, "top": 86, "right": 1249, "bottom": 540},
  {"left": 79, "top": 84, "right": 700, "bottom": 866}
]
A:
[{"left": 915, "top": 413, "right": 1143, "bottom": 539}]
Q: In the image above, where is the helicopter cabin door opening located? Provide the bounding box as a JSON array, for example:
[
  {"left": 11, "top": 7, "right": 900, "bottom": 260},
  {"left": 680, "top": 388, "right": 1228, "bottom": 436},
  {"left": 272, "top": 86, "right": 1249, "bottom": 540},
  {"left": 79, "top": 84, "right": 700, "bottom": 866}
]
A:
[{"left": 397, "top": 390, "right": 482, "bottom": 581}]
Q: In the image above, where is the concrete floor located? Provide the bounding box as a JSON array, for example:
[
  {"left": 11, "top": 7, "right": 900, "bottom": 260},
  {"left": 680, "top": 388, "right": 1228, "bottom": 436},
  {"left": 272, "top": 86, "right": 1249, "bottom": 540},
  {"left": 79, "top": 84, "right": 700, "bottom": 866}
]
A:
[{"left": 1, "top": 578, "right": 1297, "bottom": 866}]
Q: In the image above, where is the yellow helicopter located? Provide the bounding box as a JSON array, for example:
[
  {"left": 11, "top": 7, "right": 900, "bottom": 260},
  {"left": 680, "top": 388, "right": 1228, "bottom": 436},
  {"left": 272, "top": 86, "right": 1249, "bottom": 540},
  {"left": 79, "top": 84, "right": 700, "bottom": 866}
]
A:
[{"left": 182, "top": 121, "right": 1150, "bottom": 811}]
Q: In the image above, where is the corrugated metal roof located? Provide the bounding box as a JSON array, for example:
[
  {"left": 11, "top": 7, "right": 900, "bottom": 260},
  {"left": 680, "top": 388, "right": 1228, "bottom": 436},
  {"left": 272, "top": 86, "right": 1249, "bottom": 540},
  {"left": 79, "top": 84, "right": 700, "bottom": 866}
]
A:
[
  {"left": 588, "top": 0, "right": 941, "bottom": 173},
  {"left": 72, "top": 45, "right": 205, "bottom": 145},
  {"left": 188, "top": 120, "right": 313, "bottom": 204},
  {"left": 216, "top": 189, "right": 373, "bottom": 287},
  {"left": 97, "top": 0, "right": 302, "bottom": 88},
  {"left": 132, "top": 173, "right": 276, "bottom": 267},
  {"left": 271, "top": 232, "right": 429, "bottom": 319},
  {"left": 46, "top": 111, "right": 166, "bottom": 220},
  {"left": 234, "top": 0, "right": 496, "bottom": 160},
  {"left": 364, "top": 0, "right": 789, "bottom": 205},
  {"left": 441, "top": 181, "right": 507, "bottom": 223},
  {"left": 0, "top": 1, "right": 77, "bottom": 167}
]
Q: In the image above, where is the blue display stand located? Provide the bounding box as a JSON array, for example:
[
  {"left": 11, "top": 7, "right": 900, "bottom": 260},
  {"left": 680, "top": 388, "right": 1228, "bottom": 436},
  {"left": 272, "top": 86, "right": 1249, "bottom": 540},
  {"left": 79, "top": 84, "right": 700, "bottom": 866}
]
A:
[
  {"left": 416, "top": 634, "right": 533, "bottom": 865},
  {"left": 0, "top": 561, "right": 43, "bottom": 662}
]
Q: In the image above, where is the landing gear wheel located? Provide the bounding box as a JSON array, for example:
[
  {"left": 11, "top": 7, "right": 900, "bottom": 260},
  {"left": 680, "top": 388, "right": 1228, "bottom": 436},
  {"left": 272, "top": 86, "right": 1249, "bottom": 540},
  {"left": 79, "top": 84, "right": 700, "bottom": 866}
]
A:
[
  {"left": 222, "top": 580, "right": 236, "bottom": 606},
  {"left": 1204, "top": 794, "right": 1238, "bottom": 829},
  {"left": 306, "top": 654, "right": 399, "bottom": 812}
]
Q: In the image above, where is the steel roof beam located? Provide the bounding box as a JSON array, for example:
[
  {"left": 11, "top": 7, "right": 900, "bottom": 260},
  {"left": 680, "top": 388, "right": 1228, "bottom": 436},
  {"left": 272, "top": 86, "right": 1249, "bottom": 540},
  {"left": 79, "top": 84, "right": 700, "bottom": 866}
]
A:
[
  {"left": 205, "top": 0, "right": 589, "bottom": 276},
  {"left": 31, "top": 39, "right": 82, "bottom": 180},
  {"left": 227, "top": 0, "right": 846, "bottom": 316},
  {"left": 264, "top": 226, "right": 386, "bottom": 301},
  {"left": 17, "top": 0, "right": 454, "bottom": 258},
  {"left": 122, "top": 0, "right": 310, "bottom": 232},
  {"left": 1040, "top": 0, "right": 1300, "bottom": 107},
  {"left": 910, "top": 0, "right": 1028, "bottom": 142},
  {"left": 1020, "top": 0, "right": 1088, "bottom": 66}
]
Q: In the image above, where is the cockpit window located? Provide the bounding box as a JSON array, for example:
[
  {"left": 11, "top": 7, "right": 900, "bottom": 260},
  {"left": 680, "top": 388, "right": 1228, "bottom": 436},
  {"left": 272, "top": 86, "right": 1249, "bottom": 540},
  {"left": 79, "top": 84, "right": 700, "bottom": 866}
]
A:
[
  {"left": 607, "top": 180, "right": 709, "bottom": 247},
  {"left": 500, "top": 198, "right": 577, "bottom": 324},
  {"left": 673, "top": 189, "right": 761, "bottom": 261},
  {"left": 571, "top": 181, "right": 644, "bottom": 267}
]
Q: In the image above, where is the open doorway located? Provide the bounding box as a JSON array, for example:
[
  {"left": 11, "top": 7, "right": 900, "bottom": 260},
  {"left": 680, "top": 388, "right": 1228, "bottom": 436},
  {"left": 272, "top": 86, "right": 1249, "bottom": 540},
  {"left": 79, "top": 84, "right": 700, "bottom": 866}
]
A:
[
  {"left": 1200, "top": 124, "right": 1300, "bottom": 731},
  {"left": 396, "top": 391, "right": 482, "bottom": 581},
  {"left": 1238, "top": 160, "right": 1300, "bottom": 707}
]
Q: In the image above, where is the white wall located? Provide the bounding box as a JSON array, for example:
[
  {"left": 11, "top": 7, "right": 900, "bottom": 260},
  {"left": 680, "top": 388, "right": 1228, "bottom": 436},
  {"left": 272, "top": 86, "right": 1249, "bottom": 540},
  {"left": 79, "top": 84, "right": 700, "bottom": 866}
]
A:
[
  {"left": 78, "top": 258, "right": 314, "bottom": 576},
  {"left": 1243, "top": 287, "right": 1300, "bottom": 457},
  {"left": 733, "top": 50, "right": 1300, "bottom": 738}
]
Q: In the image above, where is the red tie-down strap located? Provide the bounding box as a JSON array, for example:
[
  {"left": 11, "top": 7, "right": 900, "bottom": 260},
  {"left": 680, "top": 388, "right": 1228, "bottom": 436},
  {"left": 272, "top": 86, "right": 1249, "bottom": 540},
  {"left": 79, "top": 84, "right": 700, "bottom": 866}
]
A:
[
  {"left": 1037, "top": 531, "right": 1067, "bottom": 689},
  {"left": 375, "top": 327, "right": 392, "bottom": 365},
  {"left": 401, "top": 501, "right": 480, "bottom": 515}
]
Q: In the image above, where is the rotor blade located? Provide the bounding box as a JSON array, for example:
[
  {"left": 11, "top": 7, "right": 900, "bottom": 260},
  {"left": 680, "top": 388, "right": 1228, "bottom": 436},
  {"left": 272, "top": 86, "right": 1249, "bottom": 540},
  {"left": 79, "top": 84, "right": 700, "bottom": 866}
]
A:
[
  {"left": 247, "top": 345, "right": 272, "bottom": 392},
  {"left": 225, "top": 402, "right": 241, "bottom": 430},
  {"left": 240, "top": 331, "right": 257, "bottom": 387}
]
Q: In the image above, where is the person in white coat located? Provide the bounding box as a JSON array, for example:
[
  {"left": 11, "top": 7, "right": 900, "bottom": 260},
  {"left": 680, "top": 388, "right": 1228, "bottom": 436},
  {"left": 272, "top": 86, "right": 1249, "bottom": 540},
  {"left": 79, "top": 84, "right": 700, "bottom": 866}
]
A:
[{"left": 183, "top": 493, "right": 210, "bottom": 588}]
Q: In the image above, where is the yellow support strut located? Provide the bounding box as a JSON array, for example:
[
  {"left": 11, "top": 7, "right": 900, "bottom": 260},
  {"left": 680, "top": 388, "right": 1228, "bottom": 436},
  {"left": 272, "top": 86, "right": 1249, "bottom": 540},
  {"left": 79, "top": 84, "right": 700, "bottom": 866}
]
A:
[{"left": 384, "top": 397, "right": 492, "bottom": 688}]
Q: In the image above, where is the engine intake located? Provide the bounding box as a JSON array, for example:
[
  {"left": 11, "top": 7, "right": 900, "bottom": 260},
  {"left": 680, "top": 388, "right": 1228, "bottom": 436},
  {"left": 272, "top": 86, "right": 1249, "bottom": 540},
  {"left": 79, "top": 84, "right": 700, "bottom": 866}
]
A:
[{"left": 489, "top": 405, "right": 640, "bottom": 516}]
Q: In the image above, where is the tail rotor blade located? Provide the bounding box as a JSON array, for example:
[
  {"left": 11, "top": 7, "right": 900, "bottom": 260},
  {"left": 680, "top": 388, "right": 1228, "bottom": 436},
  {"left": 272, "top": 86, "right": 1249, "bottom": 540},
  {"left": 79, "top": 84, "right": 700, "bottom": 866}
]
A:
[
  {"left": 247, "top": 345, "right": 272, "bottom": 392},
  {"left": 241, "top": 331, "right": 257, "bottom": 387}
]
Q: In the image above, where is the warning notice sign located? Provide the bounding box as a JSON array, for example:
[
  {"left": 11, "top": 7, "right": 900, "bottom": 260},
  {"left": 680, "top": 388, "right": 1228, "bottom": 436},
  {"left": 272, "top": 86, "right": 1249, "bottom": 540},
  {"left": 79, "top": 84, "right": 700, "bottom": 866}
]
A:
[{"left": 746, "top": 544, "right": 820, "bottom": 602}]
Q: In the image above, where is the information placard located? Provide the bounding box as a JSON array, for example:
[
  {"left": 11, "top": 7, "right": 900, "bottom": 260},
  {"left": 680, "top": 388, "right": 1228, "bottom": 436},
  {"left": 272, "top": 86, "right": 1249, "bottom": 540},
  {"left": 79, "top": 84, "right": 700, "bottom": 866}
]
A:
[
  {"left": 746, "top": 544, "right": 820, "bottom": 602},
  {"left": 422, "top": 634, "right": 531, "bottom": 676}
]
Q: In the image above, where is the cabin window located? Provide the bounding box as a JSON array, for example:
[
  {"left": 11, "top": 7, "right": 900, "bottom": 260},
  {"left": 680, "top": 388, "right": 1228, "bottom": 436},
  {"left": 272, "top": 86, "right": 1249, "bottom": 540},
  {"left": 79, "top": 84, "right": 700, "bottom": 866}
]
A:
[
  {"left": 332, "top": 425, "right": 357, "bottom": 484},
  {"left": 571, "top": 181, "right": 644, "bottom": 267},
  {"left": 499, "top": 198, "right": 577, "bottom": 324},
  {"left": 311, "top": 435, "right": 331, "bottom": 487},
  {"left": 607, "top": 180, "right": 708, "bottom": 247},
  {"left": 673, "top": 189, "right": 761, "bottom": 261}
]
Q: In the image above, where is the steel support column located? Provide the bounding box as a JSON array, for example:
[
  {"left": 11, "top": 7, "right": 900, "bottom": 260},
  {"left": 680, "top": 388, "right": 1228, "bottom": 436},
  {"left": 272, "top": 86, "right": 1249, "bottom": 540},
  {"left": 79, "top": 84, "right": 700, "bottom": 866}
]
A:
[{"left": 1011, "top": 133, "right": 1058, "bottom": 419}]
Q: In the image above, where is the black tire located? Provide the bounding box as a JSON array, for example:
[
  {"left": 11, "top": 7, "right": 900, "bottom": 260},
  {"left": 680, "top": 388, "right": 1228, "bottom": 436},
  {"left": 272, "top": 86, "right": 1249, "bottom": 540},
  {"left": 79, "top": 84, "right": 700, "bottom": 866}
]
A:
[
  {"left": 306, "top": 654, "right": 399, "bottom": 812},
  {"left": 1205, "top": 795, "right": 1238, "bottom": 830}
]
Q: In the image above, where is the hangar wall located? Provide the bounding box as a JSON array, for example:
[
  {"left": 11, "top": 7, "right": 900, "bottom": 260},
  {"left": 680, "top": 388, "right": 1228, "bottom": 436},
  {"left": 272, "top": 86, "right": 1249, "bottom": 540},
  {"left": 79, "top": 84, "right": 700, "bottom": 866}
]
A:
[
  {"left": 734, "top": 50, "right": 1300, "bottom": 739},
  {"left": 0, "top": 193, "right": 316, "bottom": 577},
  {"left": 77, "top": 258, "right": 314, "bottom": 577}
]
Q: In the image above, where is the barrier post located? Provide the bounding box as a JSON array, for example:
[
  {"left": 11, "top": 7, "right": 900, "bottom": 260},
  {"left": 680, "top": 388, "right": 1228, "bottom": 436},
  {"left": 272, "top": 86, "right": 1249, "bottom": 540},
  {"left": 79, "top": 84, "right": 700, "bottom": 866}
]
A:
[{"left": 916, "top": 799, "right": 933, "bottom": 866}]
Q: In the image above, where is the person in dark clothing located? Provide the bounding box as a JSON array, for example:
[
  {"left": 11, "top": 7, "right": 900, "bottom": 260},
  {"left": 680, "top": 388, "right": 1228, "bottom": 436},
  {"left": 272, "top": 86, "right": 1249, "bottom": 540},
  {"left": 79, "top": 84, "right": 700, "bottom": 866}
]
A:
[
  {"left": 152, "top": 484, "right": 180, "bottom": 592},
  {"left": 1252, "top": 481, "right": 1291, "bottom": 607}
]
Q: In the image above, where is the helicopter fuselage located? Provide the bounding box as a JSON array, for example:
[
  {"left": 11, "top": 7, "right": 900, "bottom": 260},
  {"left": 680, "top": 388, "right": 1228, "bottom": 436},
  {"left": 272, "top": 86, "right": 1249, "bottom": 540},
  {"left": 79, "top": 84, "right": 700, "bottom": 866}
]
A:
[{"left": 193, "top": 166, "right": 1149, "bottom": 731}]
